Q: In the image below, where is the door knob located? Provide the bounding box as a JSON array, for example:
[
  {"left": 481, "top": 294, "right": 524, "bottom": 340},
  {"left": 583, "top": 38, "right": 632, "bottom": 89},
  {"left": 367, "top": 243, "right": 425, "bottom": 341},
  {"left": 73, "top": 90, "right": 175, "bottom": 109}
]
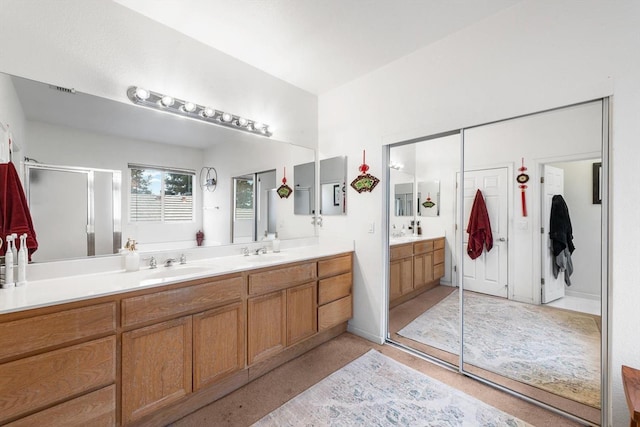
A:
[{"left": 497, "top": 237, "right": 506, "bottom": 242}]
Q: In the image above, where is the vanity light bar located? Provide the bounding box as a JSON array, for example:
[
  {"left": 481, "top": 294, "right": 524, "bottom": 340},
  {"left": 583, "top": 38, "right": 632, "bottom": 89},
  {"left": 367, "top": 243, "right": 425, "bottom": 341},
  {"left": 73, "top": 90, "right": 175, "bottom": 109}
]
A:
[{"left": 126, "top": 86, "right": 273, "bottom": 137}]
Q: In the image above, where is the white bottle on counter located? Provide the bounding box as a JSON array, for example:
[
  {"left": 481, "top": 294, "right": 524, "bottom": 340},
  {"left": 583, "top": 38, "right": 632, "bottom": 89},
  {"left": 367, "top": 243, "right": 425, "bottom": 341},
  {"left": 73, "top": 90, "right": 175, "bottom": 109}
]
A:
[
  {"left": 3, "top": 235, "right": 15, "bottom": 288},
  {"left": 272, "top": 232, "right": 281, "bottom": 253},
  {"left": 17, "top": 233, "right": 27, "bottom": 286},
  {"left": 125, "top": 239, "right": 140, "bottom": 272}
]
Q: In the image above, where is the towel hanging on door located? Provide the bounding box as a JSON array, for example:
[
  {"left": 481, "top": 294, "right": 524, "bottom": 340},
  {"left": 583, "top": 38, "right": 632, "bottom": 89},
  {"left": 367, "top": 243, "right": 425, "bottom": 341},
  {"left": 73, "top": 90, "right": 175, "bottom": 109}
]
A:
[
  {"left": 466, "top": 189, "right": 493, "bottom": 260},
  {"left": 549, "top": 194, "right": 575, "bottom": 286}
]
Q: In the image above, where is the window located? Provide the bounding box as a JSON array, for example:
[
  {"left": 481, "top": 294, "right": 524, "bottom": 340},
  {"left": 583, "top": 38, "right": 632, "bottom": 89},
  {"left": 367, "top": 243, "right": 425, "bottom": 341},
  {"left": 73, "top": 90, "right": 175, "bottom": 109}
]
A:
[
  {"left": 234, "top": 176, "right": 254, "bottom": 221},
  {"left": 129, "top": 165, "right": 195, "bottom": 222}
]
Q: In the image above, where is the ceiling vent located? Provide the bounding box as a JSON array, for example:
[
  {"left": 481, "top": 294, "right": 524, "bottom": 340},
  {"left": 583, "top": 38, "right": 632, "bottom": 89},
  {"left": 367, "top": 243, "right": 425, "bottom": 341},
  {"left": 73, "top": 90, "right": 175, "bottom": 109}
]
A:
[{"left": 48, "top": 84, "right": 76, "bottom": 94}]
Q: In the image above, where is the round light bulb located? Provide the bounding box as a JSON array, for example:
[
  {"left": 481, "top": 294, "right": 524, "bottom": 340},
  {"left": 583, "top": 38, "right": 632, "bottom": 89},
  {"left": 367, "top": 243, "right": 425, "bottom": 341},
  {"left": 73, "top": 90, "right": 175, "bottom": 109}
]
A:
[
  {"left": 135, "top": 87, "right": 150, "bottom": 100},
  {"left": 237, "top": 117, "right": 248, "bottom": 127},
  {"left": 182, "top": 101, "right": 196, "bottom": 113},
  {"left": 253, "top": 122, "right": 264, "bottom": 132},
  {"left": 160, "top": 95, "right": 175, "bottom": 107},
  {"left": 201, "top": 107, "right": 215, "bottom": 118},
  {"left": 221, "top": 112, "right": 233, "bottom": 123}
]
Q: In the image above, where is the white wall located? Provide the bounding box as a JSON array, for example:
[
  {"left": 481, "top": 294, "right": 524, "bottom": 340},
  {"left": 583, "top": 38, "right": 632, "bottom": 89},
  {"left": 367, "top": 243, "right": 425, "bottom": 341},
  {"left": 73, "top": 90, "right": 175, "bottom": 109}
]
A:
[
  {"left": 551, "top": 159, "right": 602, "bottom": 299},
  {"left": 319, "top": 2, "right": 640, "bottom": 424}
]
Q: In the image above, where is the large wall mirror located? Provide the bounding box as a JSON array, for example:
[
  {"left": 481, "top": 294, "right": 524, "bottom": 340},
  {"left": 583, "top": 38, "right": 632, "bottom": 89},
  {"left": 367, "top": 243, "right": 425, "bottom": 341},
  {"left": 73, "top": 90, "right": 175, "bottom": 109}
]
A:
[
  {"left": 387, "top": 99, "right": 607, "bottom": 426},
  {"left": 0, "top": 73, "right": 316, "bottom": 262}
]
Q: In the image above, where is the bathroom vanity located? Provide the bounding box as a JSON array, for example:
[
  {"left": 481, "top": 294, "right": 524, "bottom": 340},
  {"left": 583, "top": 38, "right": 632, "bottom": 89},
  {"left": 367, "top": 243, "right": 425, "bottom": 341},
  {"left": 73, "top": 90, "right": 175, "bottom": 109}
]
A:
[
  {"left": 0, "top": 246, "right": 353, "bottom": 426},
  {"left": 389, "top": 236, "right": 445, "bottom": 308}
]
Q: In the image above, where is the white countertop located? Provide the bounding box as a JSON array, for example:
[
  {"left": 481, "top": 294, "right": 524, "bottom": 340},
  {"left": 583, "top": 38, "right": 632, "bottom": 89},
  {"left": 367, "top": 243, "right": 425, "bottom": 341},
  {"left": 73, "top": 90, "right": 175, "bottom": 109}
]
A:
[
  {"left": 0, "top": 241, "right": 353, "bottom": 315},
  {"left": 389, "top": 234, "right": 445, "bottom": 246}
]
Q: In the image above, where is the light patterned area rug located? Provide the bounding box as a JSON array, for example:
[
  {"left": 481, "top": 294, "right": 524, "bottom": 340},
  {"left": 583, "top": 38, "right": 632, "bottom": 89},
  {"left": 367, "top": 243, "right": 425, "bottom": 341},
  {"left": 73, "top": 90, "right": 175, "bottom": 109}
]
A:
[
  {"left": 398, "top": 290, "right": 601, "bottom": 408},
  {"left": 253, "top": 350, "right": 532, "bottom": 426}
]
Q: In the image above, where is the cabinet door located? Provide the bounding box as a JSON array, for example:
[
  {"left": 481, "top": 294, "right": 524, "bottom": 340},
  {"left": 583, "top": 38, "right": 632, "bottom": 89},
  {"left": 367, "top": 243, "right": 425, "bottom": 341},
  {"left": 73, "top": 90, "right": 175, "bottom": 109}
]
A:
[
  {"left": 390, "top": 258, "right": 413, "bottom": 300},
  {"left": 287, "top": 281, "right": 317, "bottom": 346},
  {"left": 414, "top": 252, "right": 433, "bottom": 288},
  {"left": 247, "top": 291, "right": 286, "bottom": 365},
  {"left": 193, "top": 302, "right": 245, "bottom": 390},
  {"left": 121, "top": 316, "right": 192, "bottom": 424}
]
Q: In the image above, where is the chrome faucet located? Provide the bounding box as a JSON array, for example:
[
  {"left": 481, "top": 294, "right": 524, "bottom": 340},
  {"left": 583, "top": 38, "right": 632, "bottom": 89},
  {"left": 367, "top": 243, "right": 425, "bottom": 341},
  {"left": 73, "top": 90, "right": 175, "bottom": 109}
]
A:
[
  {"left": 241, "top": 247, "right": 250, "bottom": 256},
  {"left": 147, "top": 256, "right": 157, "bottom": 269},
  {"left": 255, "top": 246, "right": 267, "bottom": 255},
  {"left": 164, "top": 257, "right": 177, "bottom": 267},
  {"left": 180, "top": 253, "right": 187, "bottom": 264}
]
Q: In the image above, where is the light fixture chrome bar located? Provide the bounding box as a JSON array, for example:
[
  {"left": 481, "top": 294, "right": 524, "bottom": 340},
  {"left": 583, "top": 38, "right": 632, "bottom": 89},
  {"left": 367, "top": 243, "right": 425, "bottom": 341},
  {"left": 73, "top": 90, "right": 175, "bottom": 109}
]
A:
[{"left": 126, "top": 86, "right": 273, "bottom": 137}]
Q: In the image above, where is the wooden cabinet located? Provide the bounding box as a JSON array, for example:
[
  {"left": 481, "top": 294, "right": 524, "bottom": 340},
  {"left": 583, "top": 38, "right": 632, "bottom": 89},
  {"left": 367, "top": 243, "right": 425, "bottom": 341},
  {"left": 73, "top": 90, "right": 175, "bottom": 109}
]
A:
[
  {"left": 247, "top": 262, "right": 318, "bottom": 365},
  {"left": 121, "top": 274, "right": 244, "bottom": 424},
  {"left": 390, "top": 243, "right": 413, "bottom": 302},
  {"left": 287, "top": 281, "right": 318, "bottom": 345},
  {"left": 247, "top": 290, "right": 287, "bottom": 365},
  {"left": 0, "top": 250, "right": 353, "bottom": 426},
  {"left": 121, "top": 316, "right": 193, "bottom": 424},
  {"left": 390, "top": 237, "right": 446, "bottom": 307},
  {"left": 317, "top": 254, "right": 353, "bottom": 330},
  {"left": 0, "top": 303, "right": 116, "bottom": 426},
  {"left": 193, "top": 302, "right": 245, "bottom": 390}
]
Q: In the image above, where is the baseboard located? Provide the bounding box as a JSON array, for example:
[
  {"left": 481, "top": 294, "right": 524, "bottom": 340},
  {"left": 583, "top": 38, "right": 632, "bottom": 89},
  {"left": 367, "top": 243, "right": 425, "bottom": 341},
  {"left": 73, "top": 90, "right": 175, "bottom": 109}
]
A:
[
  {"left": 565, "top": 289, "right": 600, "bottom": 300},
  {"left": 347, "top": 324, "right": 384, "bottom": 345}
]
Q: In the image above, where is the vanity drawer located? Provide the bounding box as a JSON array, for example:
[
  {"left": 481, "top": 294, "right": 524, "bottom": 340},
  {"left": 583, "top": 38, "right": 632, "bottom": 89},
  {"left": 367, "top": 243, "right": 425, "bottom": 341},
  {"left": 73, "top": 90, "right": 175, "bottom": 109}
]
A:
[
  {"left": 390, "top": 243, "right": 413, "bottom": 260},
  {"left": 434, "top": 238, "right": 445, "bottom": 250},
  {"left": 0, "top": 302, "right": 116, "bottom": 361},
  {"left": 433, "top": 248, "right": 445, "bottom": 265},
  {"left": 414, "top": 240, "right": 434, "bottom": 254},
  {"left": 5, "top": 384, "right": 116, "bottom": 427},
  {"left": 434, "top": 262, "right": 445, "bottom": 279},
  {"left": 122, "top": 276, "right": 243, "bottom": 327},
  {"left": 318, "top": 295, "right": 352, "bottom": 330},
  {"left": 318, "top": 254, "right": 352, "bottom": 278},
  {"left": 318, "top": 272, "right": 352, "bottom": 305},
  {"left": 249, "top": 262, "right": 316, "bottom": 295},
  {"left": 0, "top": 336, "right": 116, "bottom": 423}
]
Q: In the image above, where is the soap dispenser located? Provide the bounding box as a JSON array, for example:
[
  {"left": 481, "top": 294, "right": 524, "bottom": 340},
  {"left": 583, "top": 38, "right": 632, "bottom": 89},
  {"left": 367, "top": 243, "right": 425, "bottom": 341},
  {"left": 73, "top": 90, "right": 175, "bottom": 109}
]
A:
[
  {"left": 16, "top": 233, "right": 27, "bottom": 286},
  {"left": 272, "top": 232, "right": 281, "bottom": 253},
  {"left": 3, "top": 235, "right": 15, "bottom": 288},
  {"left": 124, "top": 239, "right": 140, "bottom": 272}
]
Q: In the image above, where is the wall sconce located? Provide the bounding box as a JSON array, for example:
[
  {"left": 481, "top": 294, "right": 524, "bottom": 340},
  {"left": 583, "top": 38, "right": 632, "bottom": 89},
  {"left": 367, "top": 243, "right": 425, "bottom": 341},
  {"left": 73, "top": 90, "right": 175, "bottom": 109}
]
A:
[{"left": 126, "top": 86, "right": 273, "bottom": 137}]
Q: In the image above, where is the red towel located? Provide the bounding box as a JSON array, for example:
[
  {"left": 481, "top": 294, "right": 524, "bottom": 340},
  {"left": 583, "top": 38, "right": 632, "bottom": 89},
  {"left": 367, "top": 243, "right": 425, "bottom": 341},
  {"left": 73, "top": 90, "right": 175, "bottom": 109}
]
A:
[
  {"left": 0, "top": 162, "right": 38, "bottom": 259},
  {"left": 466, "top": 189, "right": 492, "bottom": 260}
]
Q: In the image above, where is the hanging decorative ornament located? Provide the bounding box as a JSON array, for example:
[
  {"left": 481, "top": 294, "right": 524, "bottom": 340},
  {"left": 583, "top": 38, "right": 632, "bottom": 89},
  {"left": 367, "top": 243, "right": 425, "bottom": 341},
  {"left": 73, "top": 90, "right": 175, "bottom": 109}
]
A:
[
  {"left": 422, "top": 193, "right": 436, "bottom": 209},
  {"left": 277, "top": 167, "right": 293, "bottom": 198},
  {"left": 517, "top": 157, "right": 530, "bottom": 217},
  {"left": 350, "top": 150, "right": 380, "bottom": 193}
]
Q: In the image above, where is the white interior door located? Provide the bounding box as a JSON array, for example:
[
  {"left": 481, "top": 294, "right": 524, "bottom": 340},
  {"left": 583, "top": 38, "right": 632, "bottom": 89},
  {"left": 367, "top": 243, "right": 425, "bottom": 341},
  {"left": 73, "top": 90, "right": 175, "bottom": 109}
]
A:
[
  {"left": 542, "top": 164, "right": 566, "bottom": 303},
  {"left": 459, "top": 168, "right": 509, "bottom": 298}
]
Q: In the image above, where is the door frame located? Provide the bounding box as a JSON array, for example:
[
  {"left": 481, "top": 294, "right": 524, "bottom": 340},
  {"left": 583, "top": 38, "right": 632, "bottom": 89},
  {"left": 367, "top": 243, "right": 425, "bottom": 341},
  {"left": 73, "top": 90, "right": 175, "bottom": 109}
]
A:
[
  {"left": 455, "top": 163, "right": 514, "bottom": 299},
  {"left": 533, "top": 152, "right": 602, "bottom": 305}
]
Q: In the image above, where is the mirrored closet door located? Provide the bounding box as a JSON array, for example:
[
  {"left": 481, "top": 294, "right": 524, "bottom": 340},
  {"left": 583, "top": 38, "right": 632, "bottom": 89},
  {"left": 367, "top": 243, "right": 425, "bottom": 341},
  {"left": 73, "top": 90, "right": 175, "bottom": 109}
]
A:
[{"left": 386, "top": 99, "right": 608, "bottom": 426}]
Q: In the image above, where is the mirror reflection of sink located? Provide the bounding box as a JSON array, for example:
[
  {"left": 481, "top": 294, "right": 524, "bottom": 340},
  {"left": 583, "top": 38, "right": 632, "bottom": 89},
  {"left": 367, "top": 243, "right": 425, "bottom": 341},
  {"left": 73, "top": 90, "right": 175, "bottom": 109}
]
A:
[{"left": 143, "top": 266, "right": 211, "bottom": 280}]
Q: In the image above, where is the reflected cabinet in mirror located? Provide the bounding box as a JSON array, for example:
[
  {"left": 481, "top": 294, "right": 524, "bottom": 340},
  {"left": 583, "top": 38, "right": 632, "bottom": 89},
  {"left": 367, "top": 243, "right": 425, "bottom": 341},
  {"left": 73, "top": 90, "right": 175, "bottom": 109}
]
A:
[
  {"left": 387, "top": 100, "right": 606, "bottom": 425},
  {"left": 1, "top": 73, "right": 316, "bottom": 262}
]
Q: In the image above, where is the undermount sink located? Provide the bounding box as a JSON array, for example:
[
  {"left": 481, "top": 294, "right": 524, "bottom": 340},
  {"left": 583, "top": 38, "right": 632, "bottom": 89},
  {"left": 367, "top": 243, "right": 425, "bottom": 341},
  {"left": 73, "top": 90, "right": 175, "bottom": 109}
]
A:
[
  {"left": 245, "top": 253, "right": 287, "bottom": 263},
  {"left": 142, "top": 266, "right": 211, "bottom": 280}
]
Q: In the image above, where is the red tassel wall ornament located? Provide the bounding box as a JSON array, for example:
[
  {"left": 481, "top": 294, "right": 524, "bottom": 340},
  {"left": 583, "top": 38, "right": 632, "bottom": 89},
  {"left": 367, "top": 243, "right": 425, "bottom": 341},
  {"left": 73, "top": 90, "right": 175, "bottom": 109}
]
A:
[
  {"left": 516, "top": 157, "right": 530, "bottom": 217},
  {"left": 277, "top": 166, "right": 293, "bottom": 198},
  {"left": 350, "top": 150, "right": 379, "bottom": 193}
]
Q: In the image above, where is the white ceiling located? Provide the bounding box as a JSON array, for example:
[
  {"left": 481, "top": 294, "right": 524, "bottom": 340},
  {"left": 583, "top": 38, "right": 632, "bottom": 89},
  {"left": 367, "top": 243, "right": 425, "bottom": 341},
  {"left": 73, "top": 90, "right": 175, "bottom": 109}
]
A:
[{"left": 114, "top": 0, "right": 521, "bottom": 95}]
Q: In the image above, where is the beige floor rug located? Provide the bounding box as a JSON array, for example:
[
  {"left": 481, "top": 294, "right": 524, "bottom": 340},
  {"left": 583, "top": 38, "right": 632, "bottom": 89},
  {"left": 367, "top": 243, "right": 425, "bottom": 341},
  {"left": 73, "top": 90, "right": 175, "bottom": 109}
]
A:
[
  {"left": 398, "top": 290, "right": 601, "bottom": 408},
  {"left": 252, "top": 349, "right": 532, "bottom": 426}
]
